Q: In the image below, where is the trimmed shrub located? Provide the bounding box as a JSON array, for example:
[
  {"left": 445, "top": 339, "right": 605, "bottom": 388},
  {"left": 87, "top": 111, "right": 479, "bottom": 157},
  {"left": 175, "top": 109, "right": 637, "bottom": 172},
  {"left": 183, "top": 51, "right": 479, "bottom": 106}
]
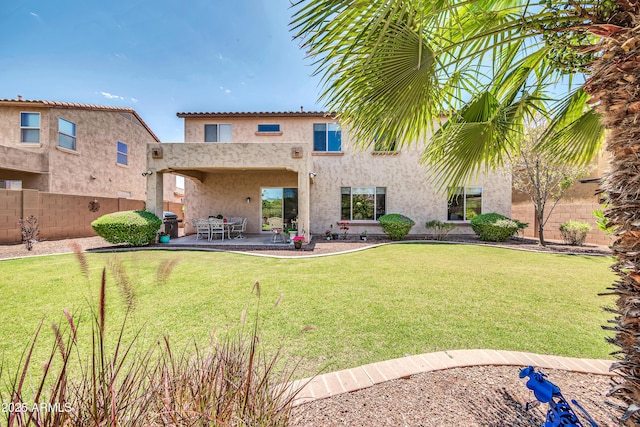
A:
[
  {"left": 378, "top": 213, "right": 415, "bottom": 240},
  {"left": 425, "top": 220, "right": 456, "bottom": 241},
  {"left": 470, "top": 213, "right": 520, "bottom": 242},
  {"left": 559, "top": 221, "right": 592, "bottom": 246},
  {"left": 92, "top": 210, "right": 162, "bottom": 246}
]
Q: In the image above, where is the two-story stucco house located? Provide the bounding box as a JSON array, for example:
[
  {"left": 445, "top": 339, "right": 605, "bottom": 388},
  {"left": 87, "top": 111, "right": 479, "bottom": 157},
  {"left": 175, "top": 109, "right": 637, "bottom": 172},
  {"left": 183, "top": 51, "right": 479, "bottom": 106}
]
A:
[
  {"left": 0, "top": 98, "right": 180, "bottom": 201},
  {"left": 144, "top": 111, "right": 512, "bottom": 240}
]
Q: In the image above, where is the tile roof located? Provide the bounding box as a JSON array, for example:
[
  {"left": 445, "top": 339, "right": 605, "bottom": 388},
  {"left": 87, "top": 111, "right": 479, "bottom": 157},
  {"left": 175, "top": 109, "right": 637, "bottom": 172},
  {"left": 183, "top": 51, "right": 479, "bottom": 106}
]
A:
[
  {"left": 176, "top": 110, "right": 336, "bottom": 119},
  {"left": 0, "top": 98, "right": 161, "bottom": 142}
]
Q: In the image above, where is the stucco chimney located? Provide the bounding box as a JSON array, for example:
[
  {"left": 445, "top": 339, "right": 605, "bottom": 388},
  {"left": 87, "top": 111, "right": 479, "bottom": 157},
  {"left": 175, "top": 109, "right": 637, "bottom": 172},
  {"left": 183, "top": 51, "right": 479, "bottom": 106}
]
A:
[
  {"left": 17, "top": 95, "right": 22, "bottom": 101},
  {"left": 300, "top": 106, "right": 303, "bottom": 112}
]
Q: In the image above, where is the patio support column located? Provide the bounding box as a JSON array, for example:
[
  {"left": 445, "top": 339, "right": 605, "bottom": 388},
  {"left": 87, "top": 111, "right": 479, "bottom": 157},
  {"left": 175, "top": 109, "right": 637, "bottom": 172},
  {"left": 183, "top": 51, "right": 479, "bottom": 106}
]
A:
[
  {"left": 297, "top": 168, "right": 311, "bottom": 242},
  {"left": 145, "top": 169, "right": 163, "bottom": 217}
]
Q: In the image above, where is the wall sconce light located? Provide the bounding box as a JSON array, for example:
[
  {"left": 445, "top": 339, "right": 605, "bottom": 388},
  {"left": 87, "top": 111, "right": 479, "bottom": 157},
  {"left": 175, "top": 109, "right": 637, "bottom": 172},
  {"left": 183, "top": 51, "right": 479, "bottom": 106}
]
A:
[
  {"left": 90, "top": 174, "right": 97, "bottom": 180},
  {"left": 309, "top": 172, "right": 317, "bottom": 179},
  {"left": 141, "top": 170, "right": 153, "bottom": 177},
  {"left": 246, "top": 197, "right": 251, "bottom": 204}
]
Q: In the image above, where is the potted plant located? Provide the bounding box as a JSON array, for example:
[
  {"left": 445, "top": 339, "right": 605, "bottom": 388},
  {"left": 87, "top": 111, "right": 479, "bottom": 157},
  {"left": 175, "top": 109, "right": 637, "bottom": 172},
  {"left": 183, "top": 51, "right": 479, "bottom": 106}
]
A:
[
  {"left": 330, "top": 224, "right": 339, "bottom": 240},
  {"left": 360, "top": 230, "right": 367, "bottom": 241},
  {"left": 158, "top": 231, "right": 170, "bottom": 243},
  {"left": 325, "top": 229, "right": 332, "bottom": 240},
  {"left": 293, "top": 235, "right": 306, "bottom": 249}
]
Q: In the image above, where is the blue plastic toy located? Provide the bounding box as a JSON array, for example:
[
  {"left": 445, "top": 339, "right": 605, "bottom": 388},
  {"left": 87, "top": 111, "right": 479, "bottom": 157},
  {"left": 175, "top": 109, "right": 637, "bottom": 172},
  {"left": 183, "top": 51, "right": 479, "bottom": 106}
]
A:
[{"left": 519, "top": 366, "right": 599, "bottom": 427}]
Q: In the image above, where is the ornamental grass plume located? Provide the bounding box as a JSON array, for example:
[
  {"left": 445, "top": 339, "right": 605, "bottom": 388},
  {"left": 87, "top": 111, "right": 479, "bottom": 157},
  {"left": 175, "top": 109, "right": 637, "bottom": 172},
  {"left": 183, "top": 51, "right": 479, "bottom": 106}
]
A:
[{"left": 0, "top": 251, "right": 307, "bottom": 426}]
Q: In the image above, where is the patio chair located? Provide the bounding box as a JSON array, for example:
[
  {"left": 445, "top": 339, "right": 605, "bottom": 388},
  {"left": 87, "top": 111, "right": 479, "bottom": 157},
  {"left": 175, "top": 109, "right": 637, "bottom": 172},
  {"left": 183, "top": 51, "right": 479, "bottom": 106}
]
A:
[
  {"left": 226, "top": 216, "right": 242, "bottom": 238},
  {"left": 231, "top": 217, "right": 248, "bottom": 239},
  {"left": 208, "top": 218, "right": 225, "bottom": 241},
  {"left": 193, "top": 219, "right": 210, "bottom": 241},
  {"left": 268, "top": 217, "right": 285, "bottom": 243}
]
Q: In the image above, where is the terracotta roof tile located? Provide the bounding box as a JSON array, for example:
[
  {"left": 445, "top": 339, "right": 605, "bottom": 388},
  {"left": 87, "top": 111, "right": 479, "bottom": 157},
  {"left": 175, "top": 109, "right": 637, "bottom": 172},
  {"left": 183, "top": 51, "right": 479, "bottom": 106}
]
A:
[{"left": 176, "top": 110, "right": 336, "bottom": 119}]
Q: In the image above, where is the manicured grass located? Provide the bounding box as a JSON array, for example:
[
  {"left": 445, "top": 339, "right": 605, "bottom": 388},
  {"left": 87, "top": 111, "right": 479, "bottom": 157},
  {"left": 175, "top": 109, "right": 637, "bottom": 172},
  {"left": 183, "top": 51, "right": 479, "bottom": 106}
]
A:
[{"left": 0, "top": 244, "right": 616, "bottom": 378}]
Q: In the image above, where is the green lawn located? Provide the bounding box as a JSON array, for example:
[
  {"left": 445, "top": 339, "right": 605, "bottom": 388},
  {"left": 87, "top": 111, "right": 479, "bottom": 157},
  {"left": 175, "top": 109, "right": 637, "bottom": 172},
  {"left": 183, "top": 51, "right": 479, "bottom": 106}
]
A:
[{"left": 0, "top": 244, "right": 616, "bottom": 378}]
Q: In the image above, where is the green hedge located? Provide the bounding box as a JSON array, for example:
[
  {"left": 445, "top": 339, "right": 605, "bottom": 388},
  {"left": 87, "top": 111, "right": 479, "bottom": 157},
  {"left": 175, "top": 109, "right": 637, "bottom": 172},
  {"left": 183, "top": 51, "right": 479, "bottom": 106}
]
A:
[
  {"left": 378, "top": 214, "right": 415, "bottom": 240},
  {"left": 91, "top": 210, "right": 162, "bottom": 247},
  {"left": 470, "top": 213, "right": 520, "bottom": 242}
]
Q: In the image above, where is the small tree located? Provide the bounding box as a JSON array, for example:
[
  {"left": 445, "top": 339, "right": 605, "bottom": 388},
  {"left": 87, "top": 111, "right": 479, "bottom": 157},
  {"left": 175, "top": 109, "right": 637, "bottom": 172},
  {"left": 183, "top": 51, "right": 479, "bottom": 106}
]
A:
[
  {"left": 512, "top": 119, "right": 591, "bottom": 246},
  {"left": 18, "top": 215, "right": 39, "bottom": 251}
]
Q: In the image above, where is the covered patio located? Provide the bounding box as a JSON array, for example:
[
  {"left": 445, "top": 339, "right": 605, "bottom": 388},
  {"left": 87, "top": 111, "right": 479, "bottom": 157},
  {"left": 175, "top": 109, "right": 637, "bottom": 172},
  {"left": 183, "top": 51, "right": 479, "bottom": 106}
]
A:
[{"left": 145, "top": 142, "right": 313, "bottom": 243}]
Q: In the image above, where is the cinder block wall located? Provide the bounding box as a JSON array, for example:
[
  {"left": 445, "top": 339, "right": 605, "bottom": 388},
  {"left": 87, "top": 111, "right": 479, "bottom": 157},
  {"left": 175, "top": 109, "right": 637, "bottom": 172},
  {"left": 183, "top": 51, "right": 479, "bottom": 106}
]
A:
[
  {"left": 511, "top": 202, "right": 610, "bottom": 246},
  {"left": 0, "top": 189, "right": 146, "bottom": 244},
  {"left": 0, "top": 189, "right": 24, "bottom": 243}
]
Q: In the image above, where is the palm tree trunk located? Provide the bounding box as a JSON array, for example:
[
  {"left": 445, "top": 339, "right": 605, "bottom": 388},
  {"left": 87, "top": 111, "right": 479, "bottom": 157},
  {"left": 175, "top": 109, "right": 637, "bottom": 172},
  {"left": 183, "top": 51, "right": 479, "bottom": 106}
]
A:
[{"left": 584, "top": 7, "right": 640, "bottom": 423}]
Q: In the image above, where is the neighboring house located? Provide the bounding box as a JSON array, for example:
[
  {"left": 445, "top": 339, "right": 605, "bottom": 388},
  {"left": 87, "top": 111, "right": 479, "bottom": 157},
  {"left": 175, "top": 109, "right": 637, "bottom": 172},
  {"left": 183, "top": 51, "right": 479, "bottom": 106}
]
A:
[
  {"left": 0, "top": 98, "right": 180, "bottom": 202},
  {"left": 145, "top": 111, "right": 512, "bottom": 240},
  {"left": 0, "top": 98, "right": 185, "bottom": 244}
]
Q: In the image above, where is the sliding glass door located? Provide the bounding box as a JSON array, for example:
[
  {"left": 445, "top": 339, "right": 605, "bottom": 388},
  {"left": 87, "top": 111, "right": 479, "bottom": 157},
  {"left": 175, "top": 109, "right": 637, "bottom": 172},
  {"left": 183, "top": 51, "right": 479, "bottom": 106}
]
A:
[{"left": 261, "top": 188, "right": 298, "bottom": 231}]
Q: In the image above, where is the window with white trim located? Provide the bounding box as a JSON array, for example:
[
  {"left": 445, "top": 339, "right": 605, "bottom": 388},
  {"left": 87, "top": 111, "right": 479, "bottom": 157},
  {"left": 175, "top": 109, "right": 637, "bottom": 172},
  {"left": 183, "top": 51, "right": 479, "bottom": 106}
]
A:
[
  {"left": 341, "top": 187, "right": 386, "bottom": 220},
  {"left": 314, "top": 123, "right": 341, "bottom": 152},
  {"left": 447, "top": 187, "right": 482, "bottom": 221},
  {"left": 20, "top": 112, "right": 40, "bottom": 143},
  {"left": 117, "top": 141, "right": 128, "bottom": 165},
  {"left": 204, "top": 124, "right": 232, "bottom": 142},
  {"left": 58, "top": 118, "right": 76, "bottom": 150}
]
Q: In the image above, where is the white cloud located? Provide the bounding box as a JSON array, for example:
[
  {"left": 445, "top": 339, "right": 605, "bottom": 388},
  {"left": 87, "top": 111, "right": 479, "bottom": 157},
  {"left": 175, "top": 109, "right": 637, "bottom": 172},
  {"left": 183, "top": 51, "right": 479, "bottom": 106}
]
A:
[
  {"left": 130, "top": 98, "right": 139, "bottom": 103},
  {"left": 30, "top": 12, "right": 39, "bottom": 18},
  {"left": 219, "top": 86, "right": 231, "bottom": 94},
  {"left": 100, "top": 92, "right": 124, "bottom": 100}
]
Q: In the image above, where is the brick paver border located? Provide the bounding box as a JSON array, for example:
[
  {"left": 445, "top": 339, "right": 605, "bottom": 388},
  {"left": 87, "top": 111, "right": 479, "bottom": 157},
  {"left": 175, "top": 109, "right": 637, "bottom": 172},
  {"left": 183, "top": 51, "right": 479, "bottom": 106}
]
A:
[{"left": 288, "top": 349, "right": 614, "bottom": 406}]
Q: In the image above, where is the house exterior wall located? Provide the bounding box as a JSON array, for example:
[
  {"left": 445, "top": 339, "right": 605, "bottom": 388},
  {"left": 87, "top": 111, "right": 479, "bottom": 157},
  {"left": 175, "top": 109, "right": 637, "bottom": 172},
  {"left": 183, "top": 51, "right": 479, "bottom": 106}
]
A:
[
  {"left": 150, "top": 113, "right": 512, "bottom": 238},
  {"left": 45, "top": 108, "right": 151, "bottom": 199},
  {"left": 0, "top": 101, "right": 180, "bottom": 202},
  {"left": 185, "top": 171, "right": 298, "bottom": 234}
]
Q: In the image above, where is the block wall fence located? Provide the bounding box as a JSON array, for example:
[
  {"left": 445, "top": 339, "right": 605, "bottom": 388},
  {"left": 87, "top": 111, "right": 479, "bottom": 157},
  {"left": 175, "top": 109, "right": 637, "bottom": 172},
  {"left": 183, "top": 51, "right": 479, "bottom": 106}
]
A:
[
  {"left": 511, "top": 202, "right": 610, "bottom": 246},
  {"left": 0, "top": 189, "right": 183, "bottom": 244}
]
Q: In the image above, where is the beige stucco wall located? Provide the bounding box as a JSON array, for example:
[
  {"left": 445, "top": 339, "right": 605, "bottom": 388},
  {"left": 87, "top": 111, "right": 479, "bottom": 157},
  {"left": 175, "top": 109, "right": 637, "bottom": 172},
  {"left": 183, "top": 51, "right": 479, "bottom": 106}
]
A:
[
  {"left": 45, "top": 108, "right": 151, "bottom": 199},
  {"left": 145, "top": 141, "right": 312, "bottom": 235},
  {"left": 149, "top": 114, "right": 512, "bottom": 238},
  {"left": 0, "top": 104, "right": 179, "bottom": 203},
  {"left": 310, "top": 139, "right": 511, "bottom": 236},
  {"left": 184, "top": 171, "right": 298, "bottom": 234},
  {"left": 183, "top": 115, "right": 333, "bottom": 143}
]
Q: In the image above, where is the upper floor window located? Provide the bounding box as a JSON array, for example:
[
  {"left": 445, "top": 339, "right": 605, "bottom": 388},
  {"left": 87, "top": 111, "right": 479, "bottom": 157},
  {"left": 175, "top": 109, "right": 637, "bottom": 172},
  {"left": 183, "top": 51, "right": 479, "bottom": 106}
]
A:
[
  {"left": 314, "top": 123, "right": 341, "bottom": 152},
  {"left": 341, "top": 187, "right": 386, "bottom": 221},
  {"left": 373, "top": 135, "right": 398, "bottom": 152},
  {"left": 117, "top": 141, "right": 128, "bottom": 165},
  {"left": 257, "top": 124, "right": 280, "bottom": 133},
  {"left": 20, "top": 112, "right": 40, "bottom": 143},
  {"left": 204, "top": 124, "right": 232, "bottom": 142},
  {"left": 58, "top": 118, "right": 76, "bottom": 150},
  {"left": 447, "top": 187, "right": 482, "bottom": 221}
]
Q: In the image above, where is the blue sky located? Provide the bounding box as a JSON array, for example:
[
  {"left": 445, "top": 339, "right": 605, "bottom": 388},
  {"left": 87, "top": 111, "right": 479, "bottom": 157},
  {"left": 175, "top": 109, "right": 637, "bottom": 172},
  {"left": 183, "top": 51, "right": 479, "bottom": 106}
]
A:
[{"left": 1, "top": 1, "right": 323, "bottom": 142}]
